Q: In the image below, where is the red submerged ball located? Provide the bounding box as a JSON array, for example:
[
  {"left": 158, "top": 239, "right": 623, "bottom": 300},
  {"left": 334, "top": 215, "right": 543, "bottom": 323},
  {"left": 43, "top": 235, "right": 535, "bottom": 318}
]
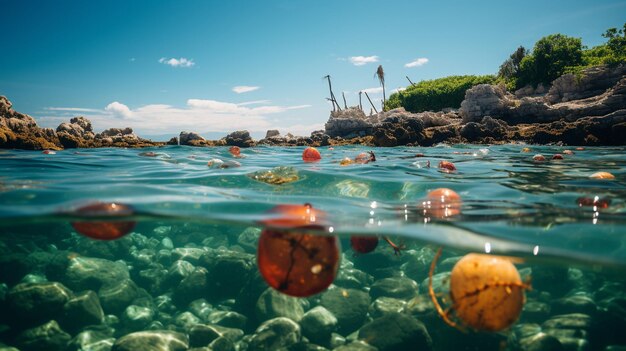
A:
[
  {"left": 350, "top": 236, "right": 379, "bottom": 254},
  {"left": 71, "top": 203, "right": 136, "bottom": 240},
  {"left": 261, "top": 203, "right": 327, "bottom": 229},
  {"left": 257, "top": 229, "right": 340, "bottom": 297},
  {"left": 302, "top": 147, "right": 322, "bottom": 162},
  {"left": 577, "top": 196, "right": 610, "bottom": 209}
]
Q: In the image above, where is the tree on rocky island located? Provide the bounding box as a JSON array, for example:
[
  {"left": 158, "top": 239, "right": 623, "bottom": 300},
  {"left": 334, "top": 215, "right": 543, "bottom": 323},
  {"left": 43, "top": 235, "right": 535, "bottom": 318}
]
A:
[
  {"left": 498, "top": 46, "right": 528, "bottom": 81},
  {"left": 516, "top": 34, "right": 583, "bottom": 88}
]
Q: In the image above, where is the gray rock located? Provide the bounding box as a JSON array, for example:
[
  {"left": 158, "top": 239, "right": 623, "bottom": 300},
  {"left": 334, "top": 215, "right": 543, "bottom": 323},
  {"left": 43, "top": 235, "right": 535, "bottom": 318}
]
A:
[
  {"left": 165, "top": 260, "right": 195, "bottom": 287},
  {"left": 320, "top": 288, "right": 370, "bottom": 335},
  {"left": 370, "top": 277, "right": 418, "bottom": 300},
  {"left": 67, "top": 329, "right": 115, "bottom": 351},
  {"left": 256, "top": 288, "right": 304, "bottom": 323},
  {"left": 207, "top": 310, "right": 248, "bottom": 329},
  {"left": 334, "top": 268, "right": 373, "bottom": 290},
  {"left": 179, "top": 131, "right": 205, "bottom": 145},
  {"left": 358, "top": 312, "right": 432, "bottom": 351},
  {"left": 98, "top": 279, "right": 139, "bottom": 314},
  {"left": 552, "top": 295, "right": 598, "bottom": 316},
  {"left": 189, "top": 324, "right": 244, "bottom": 348},
  {"left": 173, "top": 267, "right": 209, "bottom": 307},
  {"left": 300, "top": 306, "right": 338, "bottom": 345},
  {"left": 8, "top": 282, "right": 73, "bottom": 328},
  {"left": 333, "top": 341, "right": 378, "bottom": 351},
  {"left": 121, "top": 305, "right": 155, "bottom": 331},
  {"left": 189, "top": 299, "right": 213, "bottom": 321},
  {"left": 200, "top": 249, "right": 256, "bottom": 300},
  {"left": 523, "top": 301, "right": 551, "bottom": 323},
  {"left": 63, "top": 290, "right": 105, "bottom": 331},
  {"left": 248, "top": 317, "right": 301, "bottom": 351},
  {"left": 237, "top": 227, "right": 261, "bottom": 253},
  {"left": 369, "top": 297, "right": 406, "bottom": 318},
  {"left": 63, "top": 257, "right": 130, "bottom": 291},
  {"left": 112, "top": 330, "right": 188, "bottom": 351},
  {"left": 519, "top": 332, "right": 564, "bottom": 351},
  {"left": 173, "top": 311, "right": 202, "bottom": 331},
  {"left": 16, "top": 320, "right": 72, "bottom": 351},
  {"left": 265, "top": 130, "right": 280, "bottom": 138},
  {"left": 171, "top": 248, "right": 206, "bottom": 265},
  {"left": 223, "top": 130, "right": 253, "bottom": 147}
]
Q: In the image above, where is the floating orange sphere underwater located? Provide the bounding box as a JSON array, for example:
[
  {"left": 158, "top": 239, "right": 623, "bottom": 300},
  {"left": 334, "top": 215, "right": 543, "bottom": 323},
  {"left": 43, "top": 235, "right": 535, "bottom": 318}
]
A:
[
  {"left": 257, "top": 204, "right": 339, "bottom": 297},
  {"left": 533, "top": 154, "right": 546, "bottom": 161},
  {"left": 422, "top": 188, "right": 462, "bottom": 218},
  {"left": 302, "top": 147, "right": 322, "bottom": 162},
  {"left": 70, "top": 202, "right": 136, "bottom": 240},
  {"left": 429, "top": 249, "right": 529, "bottom": 332},
  {"left": 350, "top": 236, "right": 379, "bottom": 254}
]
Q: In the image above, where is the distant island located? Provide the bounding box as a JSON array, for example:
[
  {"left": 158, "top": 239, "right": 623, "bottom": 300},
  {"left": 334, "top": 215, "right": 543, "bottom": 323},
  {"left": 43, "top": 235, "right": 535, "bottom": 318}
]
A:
[{"left": 2, "top": 24, "right": 625, "bottom": 150}]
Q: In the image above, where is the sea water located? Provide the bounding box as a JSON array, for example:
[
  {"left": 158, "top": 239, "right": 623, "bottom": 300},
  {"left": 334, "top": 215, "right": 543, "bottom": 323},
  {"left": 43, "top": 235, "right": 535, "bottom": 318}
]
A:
[{"left": 0, "top": 145, "right": 625, "bottom": 351}]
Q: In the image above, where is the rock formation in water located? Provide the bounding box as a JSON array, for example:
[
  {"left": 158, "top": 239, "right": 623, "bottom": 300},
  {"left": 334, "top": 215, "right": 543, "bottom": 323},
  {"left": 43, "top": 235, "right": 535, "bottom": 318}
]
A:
[
  {"left": 322, "top": 64, "right": 626, "bottom": 146},
  {"left": 0, "top": 96, "right": 164, "bottom": 150}
]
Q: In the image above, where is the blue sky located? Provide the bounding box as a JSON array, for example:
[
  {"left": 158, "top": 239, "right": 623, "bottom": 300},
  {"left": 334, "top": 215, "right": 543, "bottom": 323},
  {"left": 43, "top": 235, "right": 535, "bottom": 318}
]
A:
[{"left": 1, "top": 0, "right": 624, "bottom": 139}]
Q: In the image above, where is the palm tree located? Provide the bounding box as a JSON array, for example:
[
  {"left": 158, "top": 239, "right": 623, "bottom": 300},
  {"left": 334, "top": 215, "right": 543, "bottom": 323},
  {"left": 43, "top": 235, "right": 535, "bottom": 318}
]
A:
[{"left": 375, "top": 65, "right": 386, "bottom": 111}]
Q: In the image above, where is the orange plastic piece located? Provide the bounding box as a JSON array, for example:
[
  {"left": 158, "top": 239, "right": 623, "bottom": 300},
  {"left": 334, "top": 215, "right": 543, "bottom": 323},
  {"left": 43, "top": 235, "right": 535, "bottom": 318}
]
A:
[{"left": 590, "top": 172, "right": 615, "bottom": 180}]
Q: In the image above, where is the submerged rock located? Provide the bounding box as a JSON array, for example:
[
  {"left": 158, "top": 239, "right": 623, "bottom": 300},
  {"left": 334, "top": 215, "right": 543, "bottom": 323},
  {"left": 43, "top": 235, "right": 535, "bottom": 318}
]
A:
[
  {"left": 320, "top": 288, "right": 370, "bottom": 335},
  {"left": 16, "top": 320, "right": 72, "bottom": 351},
  {"left": 248, "top": 317, "right": 301, "bottom": 351},
  {"left": 62, "top": 290, "right": 105, "bottom": 332},
  {"left": 112, "top": 330, "right": 188, "bottom": 351},
  {"left": 67, "top": 328, "right": 115, "bottom": 351},
  {"left": 63, "top": 257, "right": 130, "bottom": 291},
  {"left": 7, "top": 282, "right": 74, "bottom": 328},
  {"left": 358, "top": 312, "right": 432, "bottom": 351},
  {"left": 255, "top": 288, "right": 304, "bottom": 323},
  {"left": 300, "top": 306, "right": 338, "bottom": 346}
]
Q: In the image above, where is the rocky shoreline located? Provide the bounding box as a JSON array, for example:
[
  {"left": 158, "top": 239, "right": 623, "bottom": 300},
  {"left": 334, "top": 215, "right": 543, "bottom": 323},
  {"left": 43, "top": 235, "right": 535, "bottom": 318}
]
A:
[{"left": 1, "top": 64, "right": 625, "bottom": 150}]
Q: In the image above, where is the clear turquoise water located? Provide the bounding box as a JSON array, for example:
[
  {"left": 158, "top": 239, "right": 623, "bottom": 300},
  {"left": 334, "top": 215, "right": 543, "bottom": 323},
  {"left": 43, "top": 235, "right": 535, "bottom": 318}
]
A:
[{"left": 1, "top": 145, "right": 625, "bottom": 269}]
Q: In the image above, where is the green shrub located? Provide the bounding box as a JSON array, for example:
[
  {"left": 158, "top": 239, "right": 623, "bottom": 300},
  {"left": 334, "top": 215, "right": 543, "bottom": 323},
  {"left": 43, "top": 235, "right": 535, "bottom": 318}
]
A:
[{"left": 385, "top": 75, "right": 495, "bottom": 112}]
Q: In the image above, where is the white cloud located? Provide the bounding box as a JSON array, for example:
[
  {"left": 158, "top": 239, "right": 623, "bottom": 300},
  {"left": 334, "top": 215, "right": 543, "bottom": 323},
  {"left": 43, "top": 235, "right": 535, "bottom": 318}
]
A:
[
  {"left": 105, "top": 102, "right": 133, "bottom": 118},
  {"left": 158, "top": 57, "right": 195, "bottom": 68},
  {"left": 237, "top": 100, "right": 271, "bottom": 106},
  {"left": 349, "top": 56, "right": 379, "bottom": 66},
  {"left": 405, "top": 57, "right": 429, "bottom": 68},
  {"left": 360, "top": 87, "right": 384, "bottom": 94},
  {"left": 232, "top": 86, "right": 260, "bottom": 94},
  {"left": 38, "top": 99, "right": 313, "bottom": 136},
  {"left": 45, "top": 107, "right": 101, "bottom": 113}
]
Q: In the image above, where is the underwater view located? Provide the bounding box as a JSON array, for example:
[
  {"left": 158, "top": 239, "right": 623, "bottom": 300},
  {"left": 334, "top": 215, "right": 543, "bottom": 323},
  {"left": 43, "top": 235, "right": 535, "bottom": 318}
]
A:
[{"left": 1, "top": 145, "right": 625, "bottom": 351}]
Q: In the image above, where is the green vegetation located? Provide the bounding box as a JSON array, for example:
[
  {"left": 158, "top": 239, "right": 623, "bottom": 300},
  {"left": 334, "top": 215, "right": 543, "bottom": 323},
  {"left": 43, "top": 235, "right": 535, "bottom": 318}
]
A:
[
  {"left": 502, "top": 23, "right": 626, "bottom": 89},
  {"left": 385, "top": 24, "right": 625, "bottom": 113},
  {"left": 385, "top": 75, "right": 495, "bottom": 112}
]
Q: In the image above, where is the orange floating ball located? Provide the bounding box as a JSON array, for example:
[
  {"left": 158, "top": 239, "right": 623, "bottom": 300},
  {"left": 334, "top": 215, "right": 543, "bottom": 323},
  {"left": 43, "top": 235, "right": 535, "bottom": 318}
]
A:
[
  {"left": 350, "top": 236, "right": 379, "bottom": 254},
  {"left": 71, "top": 203, "right": 136, "bottom": 240},
  {"left": 552, "top": 154, "right": 564, "bottom": 160},
  {"left": 422, "top": 188, "right": 462, "bottom": 218},
  {"left": 449, "top": 253, "right": 526, "bottom": 331},
  {"left": 229, "top": 146, "right": 241, "bottom": 157},
  {"left": 302, "top": 147, "right": 321, "bottom": 162},
  {"left": 354, "top": 151, "right": 376, "bottom": 164},
  {"left": 438, "top": 161, "right": 456, "bottom": 172},
  {"left": 533, "top": 154, "right": 546, "bottom": 162},
  {"left": 563, "top": 150, "right": 574, "bottom": 155},
  {"left": 261, "top": 203, "right": 327, "bottom": 230},
  {"left": 521, "top": 147, "right": 531, "bottom": 153},
  {"left": 590, "top": 172, "right": 615, "bottom": 180}
]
